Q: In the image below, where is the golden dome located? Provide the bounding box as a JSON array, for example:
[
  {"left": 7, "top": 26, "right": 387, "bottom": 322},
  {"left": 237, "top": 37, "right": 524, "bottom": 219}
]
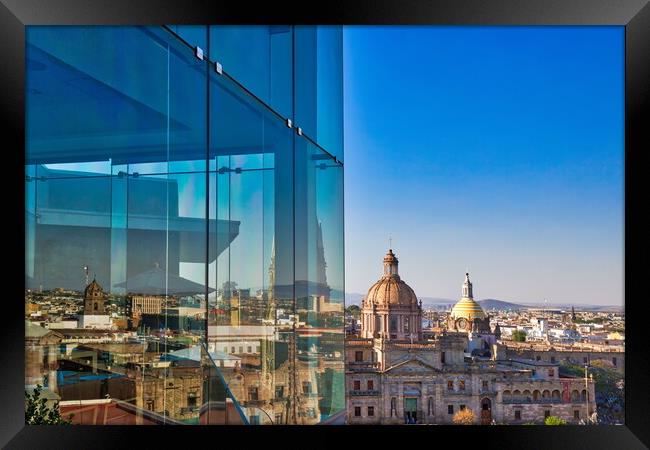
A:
[
  {"left": 451, "top": 297, "right": 486, "bottom": 320},
  {"left": 450, "top": 272, "right": 486, "bottom": 320},
  {"left": 364, "top": 249, "right": 419, "bottom": 308}
]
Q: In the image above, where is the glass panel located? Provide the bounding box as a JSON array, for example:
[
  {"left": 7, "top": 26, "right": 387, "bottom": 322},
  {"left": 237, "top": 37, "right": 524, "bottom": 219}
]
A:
[
  {"left": 25, "top": 25, "right": 211, "bottom": 425},
  {"left": 295, "top": 26, "right": 344, "bottom": 161},
  {"left": 166, "top": 25, "right": 208, "bottom": 52},
  {"left": 208, "top": 71, "right": 294, "bottom": 424},
  {"left": 209, "top": 25, "right": 293, "bottom": 119},
  {"left": 26, "top": 26, "right": 169, "bottom": 176},
  {"left": 26, "top": 24, "right": 344, "bottom": 426},
  {"left": 294, "top": 137, "right": 345, "bottom": 422}
]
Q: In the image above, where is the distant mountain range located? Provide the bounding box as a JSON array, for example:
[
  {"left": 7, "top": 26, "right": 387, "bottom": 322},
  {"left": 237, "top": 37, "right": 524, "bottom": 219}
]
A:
[{"left": 344, "top": 293, "right": 622, "bottom": 312}]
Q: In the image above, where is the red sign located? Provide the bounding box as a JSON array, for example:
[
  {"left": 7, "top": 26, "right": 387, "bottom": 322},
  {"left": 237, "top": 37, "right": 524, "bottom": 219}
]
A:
[{"left": 561, "top": 381, "right": 570, "bottom": 403}]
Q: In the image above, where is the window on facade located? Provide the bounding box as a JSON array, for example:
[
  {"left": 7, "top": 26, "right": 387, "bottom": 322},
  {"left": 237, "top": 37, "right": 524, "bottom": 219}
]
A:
[
  {"left": 548, "top": 369, "right": 554, "bottom": 377},
  {"left": 441, "top": 352, "right": 446, "bottom": 364},
  {"left": 390, "top": 317, "right": 397, "bottom": 332},
  {"left": 146, "top": 400, "right": 154, "bottom": 411},
  {"left": 551, "top": 356, "right": 556, "bottom": 363},
  {"left": 231, "top": 346, "right": 236, "bottom": 354},
  {"left": 612, "top": 357, "right": 617, "bottom": 366},
  {"left": 275, "top": 413, "right": 283, "bottom": 424},
  {"left": 250, "top": 415, "right": 260, "bottom": 425},
  {"left": 367, "top": 380, "right": 374, "bottom": 390},
  {"left": 354, "top": 406, "right": 361, "bottom": 417},
  {"left": 247, "top": 346, "right": 252, "bottom": 353},
  {"left": 536, "top": 355, "right": 541, "bottom": 361},
  {"left": 428, "top": 397, "right": 433, "bottom": 415},
  {"left": 515, "top": 410, "right": 521, "bottom": 420},
  {"left": 355, "top": 351, "right": 363, "bottom": 362},
  {"left": 275, "top": 386, "right": 284, "bottom": 399},
  {"left": 574, "top": 410, "right": 580, "bottom": 419},
  {"left": 584, "top": 357, "right": 588, "bottom": 363},
  {"left": 248, "top": 387, "right": 259, "bottom": 401},
  {"left": 223, "top": 347, "right": 228, "bottom": 353},
  {"left": 482, "top": 380, "right": 488, "bottom": 390},
  {"left": 368, "top": 406, "right": 374, "bottom": 417},
  {"left": 544, "top": 410, "right": 551, "bottom": 418},
  {"left": 459, "top": 380, "right": 465, "bottom": 391},
  {"left": 460, "top": 404, "right": 466, "bottom": 411},
  {"left": 447, "top": 380, "right": 454, "bottom": 391},
  {"left": 391, "top": 397, "right": 396, "bottom": 417},
  {"left": 448, "top": 405, "right": 454, "bottom": 414},
  {"left": 303, "top": 381, "right": 312, "bottom": 394},
  {"left": 187, "top": 393, "right": 197, "bottom": 408},
  {"left": 239, "top": 346, "right": 243, "bottom": 353},
  {"left": 404, "top": 317, "right": 410, "bottom": 333}
]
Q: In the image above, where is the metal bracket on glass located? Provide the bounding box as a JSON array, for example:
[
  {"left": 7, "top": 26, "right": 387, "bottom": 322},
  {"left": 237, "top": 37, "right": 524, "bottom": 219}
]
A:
[
  {"left": 195, "top": 46, "right": 204, "bottom": 61},
  {"left": 286, "top": 118, "right": 292, "bottom": 128},
  {"left": 296, "top": 127, "right": 303, "bottom": 136},
  {"left": 215, "top": 62, "right": 223, "bottom": 75}
]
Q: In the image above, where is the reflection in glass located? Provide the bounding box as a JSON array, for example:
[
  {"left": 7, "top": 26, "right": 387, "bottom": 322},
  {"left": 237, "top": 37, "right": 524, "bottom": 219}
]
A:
[{"left": 25, "top": 24, "right": 344, "bottom": 425}]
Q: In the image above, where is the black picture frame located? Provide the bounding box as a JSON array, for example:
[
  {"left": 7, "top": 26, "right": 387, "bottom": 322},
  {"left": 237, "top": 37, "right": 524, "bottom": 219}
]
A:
[{"left": 1, "top": 1, "right": 648, "bottom": 448}]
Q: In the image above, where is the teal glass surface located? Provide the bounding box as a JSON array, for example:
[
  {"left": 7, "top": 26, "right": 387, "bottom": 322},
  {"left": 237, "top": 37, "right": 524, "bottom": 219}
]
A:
[
  {"left": 25, "top": 24, "right": 344, "bottom": 425},
  {"left": 295, "top": 26, "right": 344, "bottom": 161},
  {"left": 210, "top": 25, "right": 293, "bottom": 119},
  {"left": 294, "top": 138, "right": 345, "bottom": 420}
]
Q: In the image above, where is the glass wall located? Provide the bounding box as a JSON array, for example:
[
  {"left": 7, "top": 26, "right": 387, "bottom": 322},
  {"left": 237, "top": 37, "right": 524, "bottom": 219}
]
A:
[{"left": 25, "top": 25, "right": 344, "bottom": 425}]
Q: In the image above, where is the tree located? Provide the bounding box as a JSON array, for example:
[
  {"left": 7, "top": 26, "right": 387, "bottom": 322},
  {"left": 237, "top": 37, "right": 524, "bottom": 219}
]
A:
[
  {"left": 452, "top": 408, "right": 475, "bottom": 425},
  {"left": 512, "top": 330, "right": 527, "bottom": 342},
  {"left": 345, "top": 304, "right": 360, "bottom": 319},
  {"left": 544, "top": 416, "right": 567, "bottom": 425},
  {"left": 25, "top": 385, "right": 74, "bottom": 425}
]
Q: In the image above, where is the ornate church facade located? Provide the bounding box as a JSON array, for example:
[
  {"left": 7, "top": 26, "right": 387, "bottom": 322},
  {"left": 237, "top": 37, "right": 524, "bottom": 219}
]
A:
[{"left": 345, "top": 250, "right": 595, "bottom": 424}]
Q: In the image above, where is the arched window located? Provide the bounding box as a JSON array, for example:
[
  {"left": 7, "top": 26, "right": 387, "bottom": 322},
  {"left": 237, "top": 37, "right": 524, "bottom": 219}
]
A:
[
  {"left": 542, "top": 390, "right": 551, "bottom": 399},
  {"left": 571, "top": 390, "right": 580, "bottom": 402},
  {"left": 502, "top": 390, "right": 512, "bottom": 402},
  {"left": 533, "top": 390, "right": 541, "bottom": 401},
  {"left": 428, "top": 397, "right": 434, "bottom": 416},
  {"left": 94, "top": 302, "right": 98, "bottom": 311},
  {"left": 552, "top": 390, "right": 561, "bottom": 402},
  {"left": 581, "top": 390, "right": 587, "bottom": 401},
  {"left": 523, "top": 390, "right": 532, "bottom": 402},
  {"left": 513, "top": 390, "right": 521, "bottom": 402},
  {"left": 391, "top": 397, "right": 397, "bottom": 417}
]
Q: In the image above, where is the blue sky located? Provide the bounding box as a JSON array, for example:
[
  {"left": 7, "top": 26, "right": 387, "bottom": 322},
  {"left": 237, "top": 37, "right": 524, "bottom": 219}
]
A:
[{"left": 343, "top": 26, "right": 624, "bottom": 305}]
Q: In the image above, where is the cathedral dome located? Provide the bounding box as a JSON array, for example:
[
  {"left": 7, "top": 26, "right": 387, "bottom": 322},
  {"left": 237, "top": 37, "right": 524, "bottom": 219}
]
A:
[
  {"left": 364, "top": 249, "right": 419, "bottom": 308},
  {"left": 450, "top": 273, "right": 486, "bottom": 320}
]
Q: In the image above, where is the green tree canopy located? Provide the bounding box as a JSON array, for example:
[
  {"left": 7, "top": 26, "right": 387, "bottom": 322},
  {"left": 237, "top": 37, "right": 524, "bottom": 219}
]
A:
[
  {"left": 544, "top": 416, "right": 567, "bottom": 425},
  {"left": 25, "top": 385, "right": 73, "bottom": 425},
  {"left": 512, "top": 330, "right": 527, "bottom": 342},
  {"left": 345, "top": 304, "right": 361, "bottom": 319}
]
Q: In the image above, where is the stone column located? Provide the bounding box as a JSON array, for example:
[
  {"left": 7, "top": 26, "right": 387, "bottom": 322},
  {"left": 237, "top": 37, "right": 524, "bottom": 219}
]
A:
[{"left": 47, "top": 344, "right": 58, "bottom": 393}]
